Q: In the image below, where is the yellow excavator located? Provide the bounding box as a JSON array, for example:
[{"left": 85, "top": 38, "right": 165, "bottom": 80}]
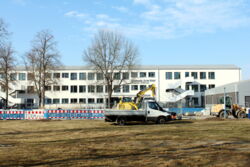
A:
[{"left": 117, "top": 84, "right": 156, "bottom": 110}]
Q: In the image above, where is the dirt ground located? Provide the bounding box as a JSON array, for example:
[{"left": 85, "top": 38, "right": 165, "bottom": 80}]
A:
[{"left": 0, "top": 119, "right": 250, "bottom": 167}]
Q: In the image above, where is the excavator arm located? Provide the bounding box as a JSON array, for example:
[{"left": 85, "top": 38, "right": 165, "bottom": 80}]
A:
[{"left": 117, "top": 84, "right": 156, "bottom": 110}]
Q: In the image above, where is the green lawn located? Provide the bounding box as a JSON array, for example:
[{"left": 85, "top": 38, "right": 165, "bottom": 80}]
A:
[{"left": 0, "top": 119, "right": 250, "bottom": 167}]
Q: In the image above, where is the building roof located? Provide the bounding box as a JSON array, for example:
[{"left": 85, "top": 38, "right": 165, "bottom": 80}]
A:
[
  {"left": 205, "top": 79, "right": 250, "bottom": 95},
  {"left": 16, "top": 64, "right": 240, "bottom": 71}
]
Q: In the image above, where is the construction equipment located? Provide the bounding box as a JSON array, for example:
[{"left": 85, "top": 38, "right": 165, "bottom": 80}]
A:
[
  {"left": 211, "top": 96, "right": 246, "bottom": 118},
  {"left": 117, "top": 84, "right": 156, "bottom": 110}
]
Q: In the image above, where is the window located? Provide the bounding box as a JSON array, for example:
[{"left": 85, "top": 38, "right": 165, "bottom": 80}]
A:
[
  {"left": 79, "top": 72, "right": 86, "bottom": 80},
  {"left": 18, "top": 90, "right": 25, "bottom": 94},
  {"left": 0, "top": 73, "right": 4, "bottom": 79},
  {"left": 62, "top": 73, "right": 69, "bottom": 78},
  {"left": 191, "top": 72, "right": 198, "bottom": 79},
  {"left": 10, "top": 73, "right": 17, "bottom": 80},
  {"left": 114, "top": 85, "right": 121, "bottom": 93},
  {"left": 45, "top": 98, "right": 52, "bottom": 104},
  {"left": 97, "top": 98, "right": 103, "bottom": 104},
  {"left": 97, "top": 73, "right": 104, "bottom": 80},
  {"left": 62, "top": 85, "right": 68, "bottom": 91},
  {"left": 192, "top": 85, "right": 199, "bottom": 92},
  {"left": 131, "top": 85, "right": 138, "bottom": 91},
  {"left": 193, "top": 98, "right": 199, "bottom": 105},
  {"left": 140, "top": 85, "right": 146, "bottom": 91},
  {"left": 148, "top": 102, "right": 159, "bottom": 110},
  {"left": 105, "top": 85, "right": 108, "bottom": 93},
  {"left": 200, "top": 72, "right": 206, "bottom": 79},
  {"left": 27, "top": 86, "right": 35, "bottom": 93},
  {"left": 88, "top": 73, "right": 95, "bottom": 80},
  {"left": 45, "top": 86, "right": 51, "bottom": 91},
  {"left": 123, "top": 85, "right": 130, "bottom": 93},
  {"left": 53, "top": 98, "right": 60, "bottom": 104},
  {"left": 19, "top": 73, "right": 26, "bottom": 80},
  {"left": 88, "top": 98, "right": 95, "bottom": 104},
  {"left": 45, "top": 73, "right": 51, "bottom": 79},
  {"left": 62, "top": 98, "right": 69, "bottom": 104},
  {"left": 148, "top": 72, "right": 155, "bottom": 78},
  {"left": 185, "top": 72, "right": 189, "bottom": 77},
  {"left": 53, "top": 73, "right": 60, "bottom": 78},
  {"left": 27, "top": 73, "right": 33, "bottom": 80},
  {"left": 88, "top": 85, "right": 95, "bottom": 93},
  {"left": 53, "top": 85, "right": 60, "bottom": 91},
  {"left": 70, "top": 85, "right": 77, "bottom": 93},
  {"left": 174, "top": 72, "right": 181, "bottom": 79},
  {"left": 114, "top": 73, "right": 121, "bottom": 80},
  {"left": 70, "top": 73, "right": 77, "bottom": 80},
  {"left": 79, "top": 98, "right": 86, "bottom": 104},
  {"left": 71, "top": 98, "right": 78, "bottom": 104},
  {"left": 79, "top": 85, "right": 86, "bottom": 93},
  {"left": 122, "top": 72, "right": 129, "bottom": 80},
  {"left": 200, "top": 84, "right": 207, "bottom": 92},
  {"left": 140, "top": 72, "right": 146, "bottom": 78},
  {"left": 96, "top": 85, "right": 103, "bottom": 93},
  {"left": 208, "top": 72, "right": 215, "bottom": 79},
  {"left": 209, "top": 84, "right": 215, "bottom": 89},
  {"left": 131, "top": 72, "right": 138, "bottom": 78},
  {"left": 166, "top": 72, "right": 172, "bottom": 80}
]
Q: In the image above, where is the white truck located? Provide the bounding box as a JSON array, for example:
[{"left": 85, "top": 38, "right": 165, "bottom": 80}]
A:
[{"left": 105, "top": 100, "right": 175, "bottom": 125}]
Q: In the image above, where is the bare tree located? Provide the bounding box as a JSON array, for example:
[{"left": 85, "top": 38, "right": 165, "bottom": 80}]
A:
[
  {"left": 0, "top": 43, "right": 16, "bottom": 108},
  {"left": 84, "top": 30, "right": 139, "bottom": 108},
  {"left": 25, "top": 30, "right": 61, "bottom": 108},
  {"left": 0, "top": 18, "right": 9, "bottom": 47}
]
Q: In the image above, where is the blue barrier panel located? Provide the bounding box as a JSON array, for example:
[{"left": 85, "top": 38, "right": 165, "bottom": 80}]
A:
[
  {"left": 4, "top": 110, "right": 25, "bottom": 120},
  {"left": 47, "top": 109, "right": 69, "bottom": 119},
  {"left": 168, "top": 108, "right": 204, "bottom": 114},
  {"left": 248, "top": 109, "right": 250, "bottom": 119},
  {"left": 90, "top": 110, "right": 105, "bottom": 120},
  {"left": 0, "top": 110, "right": 4, "bottom": 120}
]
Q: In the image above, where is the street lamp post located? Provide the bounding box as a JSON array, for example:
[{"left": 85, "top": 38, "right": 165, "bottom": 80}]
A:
[{"left": 224, "top": 87, "right": 227, "bottom": 119}]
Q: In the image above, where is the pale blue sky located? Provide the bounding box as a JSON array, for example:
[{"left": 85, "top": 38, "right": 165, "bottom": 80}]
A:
[{"left": 0, "top": 0, "right": 250, "bottom": 79}]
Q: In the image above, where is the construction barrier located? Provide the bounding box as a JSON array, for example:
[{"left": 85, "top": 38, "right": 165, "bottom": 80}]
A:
[
  {"left": 0, "top": 110, "right": 3, "bottom": 120},
  {"left": 4, "top": 110, "right": 25, "bottom": 120},
  {"left": 248, "top": 109, "right": 250, "bottom": 119},
  {"left": 25, "top": 110, "right": 46, "bottom": 120},
  {"left": 89, "top": 110, "right": 105, "bottom": 120},
  {"left": 167, "top": 108, "right": 204, "bottom": 114},
  {"left": 0, "top": 109, "right": 105, "bottom": 120}
]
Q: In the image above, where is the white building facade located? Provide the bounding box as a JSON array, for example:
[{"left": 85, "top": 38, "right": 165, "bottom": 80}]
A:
[{"left": 0, "top": 65, "right": 241, "bottom": 109}]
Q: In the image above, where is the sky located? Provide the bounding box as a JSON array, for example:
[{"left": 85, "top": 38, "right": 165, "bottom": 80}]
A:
[{"left": 0, "top": 0, "right": 250, "bottom": 79}]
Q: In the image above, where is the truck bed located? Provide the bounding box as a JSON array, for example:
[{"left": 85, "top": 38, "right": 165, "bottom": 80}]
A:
[{"left": 105, "top": 109, "right": 146, "bottom": 116}]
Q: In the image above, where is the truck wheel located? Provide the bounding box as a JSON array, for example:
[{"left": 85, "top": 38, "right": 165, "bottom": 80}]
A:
[
  {"left": 219, "top": 111, "right": 228, "bottom": 119},
  {"left": 237, "top": 111, "right": 246, "bottom": 119},
  {"left": 157, "top": 117, "right": 166, "bottom": 124},
  {"left": 117, "top": 117, "right": 126, "bottom": 126}
]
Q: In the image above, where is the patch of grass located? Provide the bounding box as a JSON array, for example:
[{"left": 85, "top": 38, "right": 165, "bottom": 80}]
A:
[{"left": 0, "top": 119, "right": 250, "bottom": 166}]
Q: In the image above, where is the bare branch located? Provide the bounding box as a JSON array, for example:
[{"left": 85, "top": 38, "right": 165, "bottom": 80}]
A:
[
  {"left": 83, "top": 29, "right": 139, "bottom": 108},
  {"left": 25, "top": 30, "right": 62, "bottom": 108}
]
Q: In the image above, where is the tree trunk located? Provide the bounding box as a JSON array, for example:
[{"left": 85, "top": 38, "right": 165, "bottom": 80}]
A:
[
  {"left": 38, "top": 92, "right": 42, "bottom": 108},
  {"left": 108, "top": 91, "right": 112, "bottom": 109},
  {"left": 42, "top": 87, "right": 45, "bottom": 108},
  {"left": 5, "top": 86, "right": 8, "bottom": 109}
]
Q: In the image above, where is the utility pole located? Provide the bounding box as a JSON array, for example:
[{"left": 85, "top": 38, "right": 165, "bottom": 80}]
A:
[{"left": 224, "top": 87, "right": 227, "bottom": 119}]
